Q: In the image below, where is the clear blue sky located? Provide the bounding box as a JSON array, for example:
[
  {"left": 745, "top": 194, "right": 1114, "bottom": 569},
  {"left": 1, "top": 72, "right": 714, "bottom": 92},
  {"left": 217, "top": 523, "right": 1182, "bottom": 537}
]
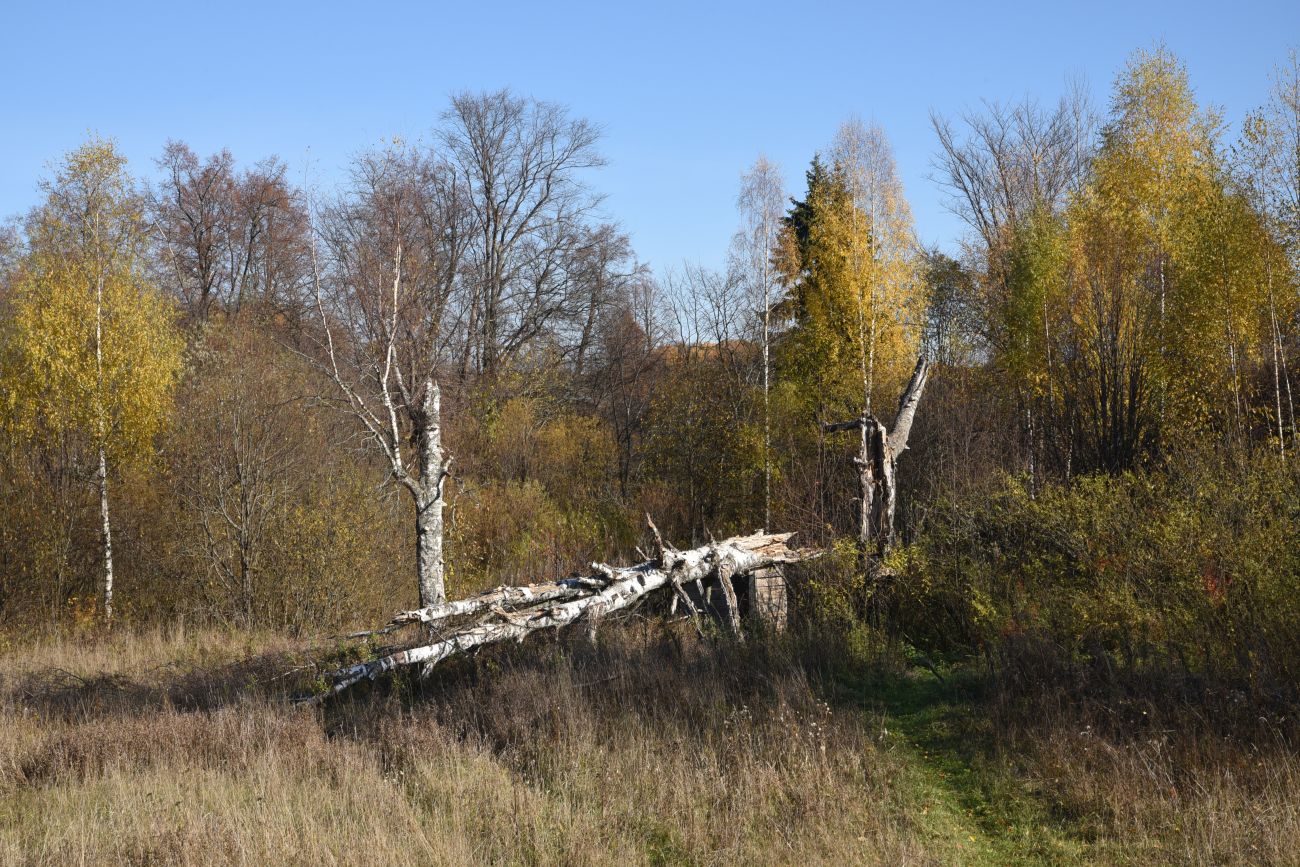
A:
[{"left": 2, "top": 0, "right": 1297, "bottom": 274}]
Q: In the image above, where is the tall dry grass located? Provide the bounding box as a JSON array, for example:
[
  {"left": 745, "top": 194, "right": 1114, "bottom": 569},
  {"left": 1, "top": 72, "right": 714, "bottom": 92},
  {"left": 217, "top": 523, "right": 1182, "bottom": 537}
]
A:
[
  {"left": 7, "top": 624, "right": 1300, "bottom": 864},
  {"left": 990, "top": 665, "right": 1300, "bottom": 866},
  {"left": 0, "top": 625, "right": 931, "bottom": 866}
]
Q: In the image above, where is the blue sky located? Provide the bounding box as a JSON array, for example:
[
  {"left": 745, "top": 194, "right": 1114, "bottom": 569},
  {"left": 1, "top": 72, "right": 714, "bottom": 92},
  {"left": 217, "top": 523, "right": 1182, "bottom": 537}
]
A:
[{"left": 2, "top": 0, "right": 1297, "bottom": 274}]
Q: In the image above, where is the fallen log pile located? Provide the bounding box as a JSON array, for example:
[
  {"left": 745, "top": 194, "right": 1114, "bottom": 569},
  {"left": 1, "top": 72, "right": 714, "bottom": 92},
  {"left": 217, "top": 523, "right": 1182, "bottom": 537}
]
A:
[{"left": 308, "top": 520, "right": 815, "bottom": 703}]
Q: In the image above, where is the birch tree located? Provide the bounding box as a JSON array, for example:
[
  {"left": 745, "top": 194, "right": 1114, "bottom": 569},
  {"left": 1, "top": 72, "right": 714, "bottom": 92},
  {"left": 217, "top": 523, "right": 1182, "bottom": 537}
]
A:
[
  {"left": 1239, "top": 50, "right": 1300, "bottom": 453},
  {"left": 930, "top": 86, "right": 1095, "bottom": 483},
  {"left": 1097, "top": 46, "right": 1221, "bottom": 439},
  {"left": 314, "top": 143, "right": 467, "bottom": 608},
  {"left": 731, "top": 156, "right": 786, "bottom": 530},
  {"left": 1054, "top": 47, "right": 1257, "bottom": 470},
  {"left": 1, "top": 139, "right": 182, "bottom": 619},
  {"left": 777, "top": 137, "right": 928, "bottom": 547},
  {"left": 830, "top": 119, "right": 923, "bottom": 414},
  {"left": 779, "top": 134, "right": 925, "bottom": 425}
]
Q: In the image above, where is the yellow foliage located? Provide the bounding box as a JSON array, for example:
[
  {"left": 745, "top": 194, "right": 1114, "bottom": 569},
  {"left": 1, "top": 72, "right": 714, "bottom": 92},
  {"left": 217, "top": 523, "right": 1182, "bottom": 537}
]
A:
[
  {"left": 778, "top": 131, "right": 925, "bottom": 423},
  {"left": 2, "top": 138, "right": 183, "bottom": 465},
  {"left": 1055, "top": 46, "right": 1288, "bottom": 452}
]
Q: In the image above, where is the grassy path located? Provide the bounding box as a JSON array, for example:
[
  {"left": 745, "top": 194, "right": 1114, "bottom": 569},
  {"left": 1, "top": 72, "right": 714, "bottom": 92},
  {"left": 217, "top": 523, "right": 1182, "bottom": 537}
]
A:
[{"left": 837, "top": 669, "right": 1099, "bottom": 865}]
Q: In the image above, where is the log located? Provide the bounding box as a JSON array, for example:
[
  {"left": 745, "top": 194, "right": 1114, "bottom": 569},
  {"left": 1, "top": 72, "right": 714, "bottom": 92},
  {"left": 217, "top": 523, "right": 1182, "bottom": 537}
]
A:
[
  {"left": 348, "top": 576, "right": 611, "bottom": 637},
  {"left": 309, "top": 527, "right": 814, "bottom": 703}
]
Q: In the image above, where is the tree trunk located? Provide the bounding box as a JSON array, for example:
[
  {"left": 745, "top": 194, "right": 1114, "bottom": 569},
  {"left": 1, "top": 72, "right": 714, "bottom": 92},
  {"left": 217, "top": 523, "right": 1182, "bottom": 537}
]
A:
[
  {"left": 413, "top": 382, "right": 449, "bottom": 607},
  {"left": 869, "top": 419, "right": 896, "bottom": 555},
  {"left": 825, "top": 357, "right": 930, "bottom": 560},
  {"left": 855, "top": 421, "right": 874, "bottom": 553},
  {"left": 415, "top": 495, "right": 444, "bottom": 608},
  {"left": 97, "top": 445, "right": 114, "bottom": 621},
  {"left": 94, "top": 266, "right": 114, "bottom": 623}
]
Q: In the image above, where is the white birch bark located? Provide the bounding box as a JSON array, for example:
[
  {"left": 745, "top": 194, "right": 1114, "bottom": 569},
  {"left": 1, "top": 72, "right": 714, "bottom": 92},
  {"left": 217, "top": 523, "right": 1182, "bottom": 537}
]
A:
[
  {"left": 311, "top": 242, "right": 452, "bottom": 609},
  {"left": 312, "top": 529, "right": 812, "bottom": 702},
  {"left": 94, "top": 262, "right": 114, "bottom": 621},
  {"left": 97, "top": 444, "right": 114, "bottom": 621},
  {"left": 824, "top": 356, "right": 930, "bottom": 558}
]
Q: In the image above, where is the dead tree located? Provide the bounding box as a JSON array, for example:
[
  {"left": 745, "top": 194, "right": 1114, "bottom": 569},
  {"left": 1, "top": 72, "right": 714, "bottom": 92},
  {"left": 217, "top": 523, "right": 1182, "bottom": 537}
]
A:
[
  {"left": 312, "top": 241, "right": 453, "bottom": 608},
  {"left": 822, "top": 356, "right": 930, "bottom": 559},
  {"left": 311, "top": 145, "right": 466, "bottom": 609},
  {"left": 311, "top": 523, "right": 815, "bottom": 703}
]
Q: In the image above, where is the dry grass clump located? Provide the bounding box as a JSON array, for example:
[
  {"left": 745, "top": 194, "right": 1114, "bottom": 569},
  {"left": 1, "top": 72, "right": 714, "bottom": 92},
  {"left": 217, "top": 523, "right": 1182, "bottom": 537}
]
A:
[
  {"left": 0, "top": 625, "right": 929, "bottom": 866},
  {"left": 995, "top": 677, "right": 1300, "bottom": 866}
]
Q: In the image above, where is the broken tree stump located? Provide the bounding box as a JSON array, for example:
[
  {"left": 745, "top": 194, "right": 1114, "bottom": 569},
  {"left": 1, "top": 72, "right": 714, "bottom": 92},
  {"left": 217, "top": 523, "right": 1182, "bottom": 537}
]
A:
[
  {"left": 683, "top": 565, "right": 787, "bottom": 632},
  {"left": 748, "top": 566, "right": 788, "bottom": 631},
  {"left": 822, "top": 356, "right": 930, "bottom": 559}
]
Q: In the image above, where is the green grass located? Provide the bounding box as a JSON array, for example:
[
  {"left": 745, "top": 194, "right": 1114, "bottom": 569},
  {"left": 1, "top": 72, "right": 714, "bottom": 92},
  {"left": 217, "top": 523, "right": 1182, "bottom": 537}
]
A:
[{"left": 832, "top": 665, "right": 1099, "bottom": 865}]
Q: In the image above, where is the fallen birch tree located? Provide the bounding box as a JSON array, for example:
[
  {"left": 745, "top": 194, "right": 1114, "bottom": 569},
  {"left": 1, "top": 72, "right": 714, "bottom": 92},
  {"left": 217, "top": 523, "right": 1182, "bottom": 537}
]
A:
[{"left": 311, "top": 522, "right": 815, "bottom": 703}]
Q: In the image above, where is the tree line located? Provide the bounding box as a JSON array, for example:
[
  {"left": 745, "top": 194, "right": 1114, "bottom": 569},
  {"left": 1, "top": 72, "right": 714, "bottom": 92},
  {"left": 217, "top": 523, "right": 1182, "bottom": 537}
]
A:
[{"left": 1, "top": 47, "right": 1298, "bottom": 661}]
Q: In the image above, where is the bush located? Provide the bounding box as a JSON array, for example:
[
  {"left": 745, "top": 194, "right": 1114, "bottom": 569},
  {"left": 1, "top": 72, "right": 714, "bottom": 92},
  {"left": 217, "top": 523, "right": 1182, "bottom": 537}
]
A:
[{"left": 896, "top": 449, "right": 1300, "bottom": 696}]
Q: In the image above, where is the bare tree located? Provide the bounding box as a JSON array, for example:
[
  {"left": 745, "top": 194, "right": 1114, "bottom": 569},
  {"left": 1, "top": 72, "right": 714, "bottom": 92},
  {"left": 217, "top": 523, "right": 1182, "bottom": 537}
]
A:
[
  {"left": 823, "top": 357, "right": 930, "bottom": 560},
  {"left": 569, "top": 223, "right": 643, "bottom": 377},
  {"left": 931, "top": 85, "right": 1095, "bottom": 267},
  {"left": 586, "top": 275, "right": 663, "bottom": 498},
  {"left": 440, "top": 90, "right": 605, "bottom": 376},
  {"left": 153, "top": 143, "right": 230, "bottom": 318},
  {"left": 232, "top": 157, "right": 312, "bottom": 317},
  {"left": 312, "top": 144, "right": 467, "bottom": 607},
  {"left": 153, "top": 142, "right": 310, "bottom": 321}
]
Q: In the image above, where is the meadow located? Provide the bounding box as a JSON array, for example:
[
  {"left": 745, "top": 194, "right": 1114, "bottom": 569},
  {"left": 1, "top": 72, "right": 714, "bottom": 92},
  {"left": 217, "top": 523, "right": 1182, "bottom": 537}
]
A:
[{"left": 3, "top": 623, "right": 1298, "bottom": 866}]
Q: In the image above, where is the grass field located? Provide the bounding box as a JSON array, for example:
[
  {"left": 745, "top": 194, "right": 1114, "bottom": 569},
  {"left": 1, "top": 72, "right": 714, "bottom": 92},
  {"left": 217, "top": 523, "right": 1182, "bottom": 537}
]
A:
[{"left": 2, "top": 625, "right": 1297, "bottom": 865}]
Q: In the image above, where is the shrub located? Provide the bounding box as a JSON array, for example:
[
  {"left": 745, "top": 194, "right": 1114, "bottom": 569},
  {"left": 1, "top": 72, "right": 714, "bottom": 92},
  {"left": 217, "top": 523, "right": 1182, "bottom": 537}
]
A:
[{"left": 896, "top": 449, "right": 1300, "bottom": 696}]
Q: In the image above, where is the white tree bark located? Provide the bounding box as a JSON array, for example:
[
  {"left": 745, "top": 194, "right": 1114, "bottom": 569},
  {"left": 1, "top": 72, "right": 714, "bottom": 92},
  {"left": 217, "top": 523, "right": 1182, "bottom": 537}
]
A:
[
  {"left": 94, "top": 266, "right": 114, "bottom": 622},
  {"left": 355, "top": 576, "right": 611, "bottom": 637},
  {"left": 412, "top": 382, "right": 449, "bottom": 607},
  {"left": 824, "top": 356, "right": 930, "bottom": 558},
  {"left": 311, "top": 243, "right": 453, "bottom": 609},
  {"left": 312, "top": 528, "right": 813, "bottom": 702},
  {"left": 97, "top": 445, "right": 114, "bottom": 621}
]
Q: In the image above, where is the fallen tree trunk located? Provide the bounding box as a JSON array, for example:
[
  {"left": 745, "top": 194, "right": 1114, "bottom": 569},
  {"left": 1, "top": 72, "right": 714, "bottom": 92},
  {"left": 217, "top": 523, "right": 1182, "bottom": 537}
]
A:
[
  {"left": 346, "top": 576, "right": 609, "bottom": 638},
  {"left": 311, "top": 525, "right": 814, "bottom": 703}
]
